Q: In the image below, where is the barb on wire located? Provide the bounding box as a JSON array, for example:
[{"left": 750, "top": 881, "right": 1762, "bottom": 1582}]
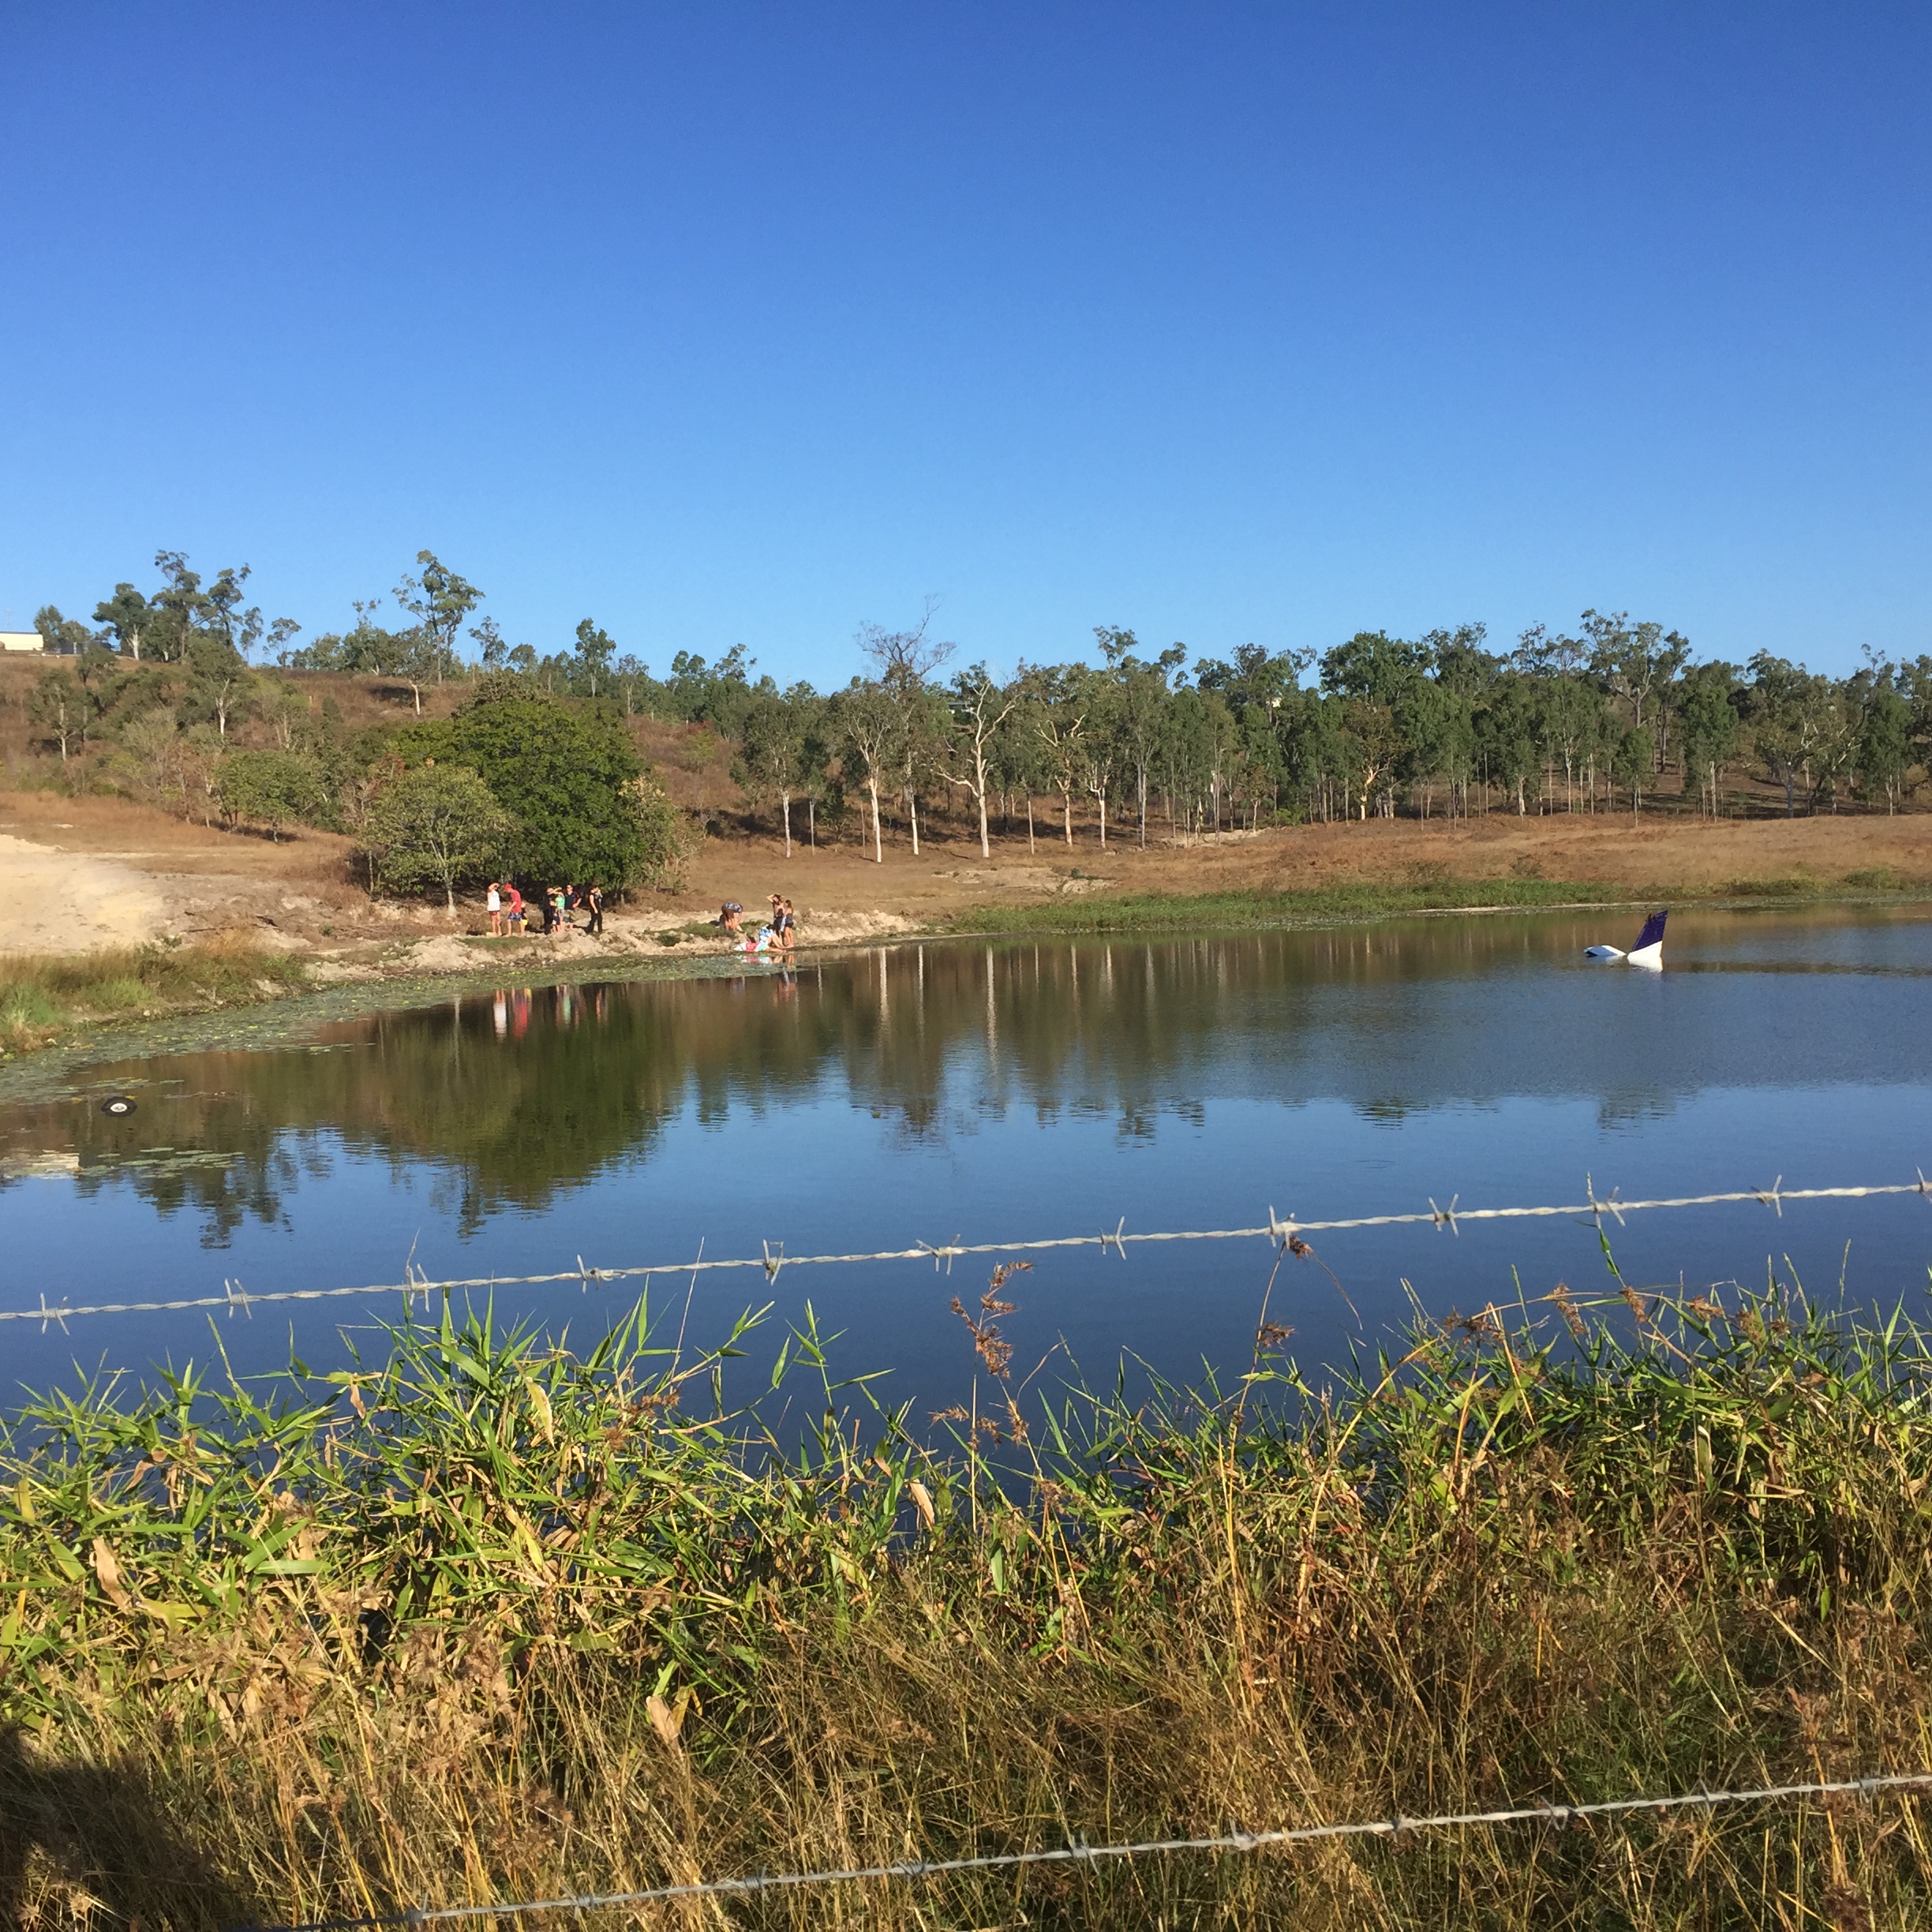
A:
[
  {"left": 6, "top": 1174, "right": 1926, "bottom": 1327},
  {"left": 232, "top": 1768, "right": 1932, "bottom": 1932}
]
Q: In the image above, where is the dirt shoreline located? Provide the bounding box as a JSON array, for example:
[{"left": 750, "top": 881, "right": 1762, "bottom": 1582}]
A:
[{"left": 2, "top": 794, "right": 1929, "bottom": 1075}]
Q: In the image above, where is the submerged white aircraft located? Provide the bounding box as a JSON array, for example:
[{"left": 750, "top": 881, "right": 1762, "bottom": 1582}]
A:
[{"left": 1584, "top": 909, "right": 1667, "bottom": 969}]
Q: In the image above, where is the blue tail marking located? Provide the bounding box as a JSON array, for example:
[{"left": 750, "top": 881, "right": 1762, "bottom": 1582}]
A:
[{"left": 1634, "top": 910, "right": 1667, "bottom": 952}]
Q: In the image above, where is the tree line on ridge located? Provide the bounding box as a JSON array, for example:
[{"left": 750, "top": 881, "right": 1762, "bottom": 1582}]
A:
[{"left": 17, "top": 549, "right": 1930, "bottom": 902}]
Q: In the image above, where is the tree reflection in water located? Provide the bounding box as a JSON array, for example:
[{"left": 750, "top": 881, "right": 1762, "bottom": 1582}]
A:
[{"left": 2, "top": 908, "right": 1929, "bottom": 1251}]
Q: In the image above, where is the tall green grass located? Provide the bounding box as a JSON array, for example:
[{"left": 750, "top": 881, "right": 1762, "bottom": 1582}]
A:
[
  {"left": 0, "top": 938, "right": 307, "bottom": 1052},
  {"left": 4, "top": 1264, "right": 1932, "bottom": 1927}
]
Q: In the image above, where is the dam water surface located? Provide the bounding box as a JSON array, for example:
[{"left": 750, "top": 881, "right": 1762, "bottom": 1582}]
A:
[{"left": 3, "top": 904, "right": 1930, "bottom": 1416}]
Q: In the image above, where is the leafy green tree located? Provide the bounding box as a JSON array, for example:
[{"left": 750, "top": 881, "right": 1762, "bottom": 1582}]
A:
[
  {"left": 182, "top": 632, "right": 250, "bottom": 739},
  {"left": 1748, "top": 652, "right": 1832, "bottom": 816},
  {"left": 431, "top": 694, "right": 673, "bottom": 889},
  {"left": 1859, "top": 686, "right": 1911, "bottom": 814},
  {"left": 365, "top": 764, "right": 513, "bottom": 910},
  {"left": 1320, "top": 630, "right": 1432, "bottom": 706},
  {"left": 1099, "top": 629, "right": 1190, "bottom": 846},
  {"left": 1320, "top": 631, "right": 1431, "bottom": 818},
  {"left": 665, "top": 644, "right": 758, "bottom": 737},
  {"left": 32, "top": 604, "right": 99, "bottom": 655},
  {"left": 1395, "top": 678, "right": 1459, "bottom": 818},
  {"left": 93, "top": 583, "right": 152, "bottom": 659},
  {"left": 1478, "top": 676, "right": 1541, "bottom": 815},
  {"left": 148, "top": 551, "right": 207, "bottom": 661},
  {"left": 738, "top": 687, "right": 814, "bottom": 854},
  {"left": 1611, "top": 727, "right": 1654, "bottom": 815},
  {"left": 1677, "top": 664, "right": 1741, "bottom": 815},
  {"left": 216, "top": 750, "right": 330, "bottom": 841}
]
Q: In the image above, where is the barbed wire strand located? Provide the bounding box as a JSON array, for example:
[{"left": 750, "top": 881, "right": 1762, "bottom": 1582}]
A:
[
  {"left": 237, "top": 1767, "right": 1932, "bottom": 1931},
  {"left": 7, "top": 1173, "right": 1929, "bottom": 1330}
]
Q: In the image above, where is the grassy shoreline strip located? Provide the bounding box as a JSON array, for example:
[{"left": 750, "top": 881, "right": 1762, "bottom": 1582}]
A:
[
  {"left": 942, "top": 871, "right": 1932, "bottom": 937},
  {"left": 4, "top": 1277, "right": 1932, "bottom": 1927}
]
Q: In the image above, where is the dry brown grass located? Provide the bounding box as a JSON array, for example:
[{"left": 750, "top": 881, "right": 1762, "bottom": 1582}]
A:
[{"left": 6, "top": 1279, "right": 1932, "bottom": 1928}]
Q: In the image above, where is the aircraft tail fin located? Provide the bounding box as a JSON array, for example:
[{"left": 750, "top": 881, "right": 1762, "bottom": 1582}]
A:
[{"left": 1633, "top": 909, "right": 1667, "bottom": 954}]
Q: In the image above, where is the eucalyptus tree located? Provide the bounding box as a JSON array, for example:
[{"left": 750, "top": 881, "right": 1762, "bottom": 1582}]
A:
[
  {"left": 1747, "top": 651, "right": 1833, "bottom": 816},
  {"left": 995, "top": 676, "right": 1057, "bottom": 849},
  {"left": 394, "top": 551, "right": 482, "bottom": 710},
  {"left": 1073, "top": 664, "right": 1124, "bottom": 847},
  {"left": 1275, "top": 690, "right": 1346, "bottom": 824},
  {"left": 94, "top": 583, "right": 153, "bottom": 660},
  {"left": 738, "top": 683, "right": 821, "bottom": 855},
  {"left": 32, "top": 605, "right": 99, "bottom": 655},
  {"left": 1022, "top": 662, "right": 1089, "bottom": 844},
  {"left": 1477, "top": 675, "right": 1542, "bottom": 815},
  {"left": 1611, "top": 726, "right": 1654, "bottom": 815},
  {"left": 859, "top": 612, "right": 954, "bottom": 856},
  {"left": 1394, "top": 676, "right": 1462, "bottom": 818},
  {"left": 835, "top": 679, "right": 898, "bottom": 863},
  {"left": 1583, "top": 610, "right": 1688, "bottom": 769},
  {"left": 472, "top": 617, "right": 510, "bottom": 670},
  {"left": 1860, "top": 684, "right": 1912, "bottom": 813},
  {"left": 1677, "top": 662, "right": 1742, "bottom": 816},
  {"left": 1099, "top": 629, "right": 1191, "bottom": 846},
  {"left": 28, "top": 669, "right": 81, "bottom": 762},
  {"left": 939, "top": 663, "right": 1017, "bottom": 858},
  {"left": 665, "top": 645, "right": 758, "bottom": 737},
  {"left": 148, "top": 551, "right": 208, "bottom": 661},
  {"left": 1319, "top": 630, "right": 1433, "bottom": 818},
  {"left": 572, "top": 620, "right": 617, "bottom": 698}
]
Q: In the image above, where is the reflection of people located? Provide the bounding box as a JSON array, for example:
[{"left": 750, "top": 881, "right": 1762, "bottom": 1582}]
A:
[{"left": 492, "top": 991, "right": 507, "bottom": 1035}]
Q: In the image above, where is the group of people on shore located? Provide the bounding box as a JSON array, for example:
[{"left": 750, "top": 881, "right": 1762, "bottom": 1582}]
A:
[
  {"left": 717, "top": 893, "right": 797, "bottom": 956},
  {"left": 485, "top": 881, "right": 603, "bottom": 938}
]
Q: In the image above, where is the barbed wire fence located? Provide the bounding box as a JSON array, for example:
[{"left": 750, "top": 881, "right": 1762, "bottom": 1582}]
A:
[
  {"left": 234, "top": 1769, "right": 1932, "bottom": 1930},
  {"left": 6, "top": 1172, "right": 1926, "bottom": 1330}
]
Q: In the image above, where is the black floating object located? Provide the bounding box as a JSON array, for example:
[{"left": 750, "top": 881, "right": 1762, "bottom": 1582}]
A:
[{"left": 100, "top": 1095, "right": 136, "bottom": 1117}]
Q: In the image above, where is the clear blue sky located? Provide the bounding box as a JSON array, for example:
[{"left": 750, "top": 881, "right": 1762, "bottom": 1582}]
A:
[{"left": 2, "top": 3, "right": 1926, "bottom": 682}]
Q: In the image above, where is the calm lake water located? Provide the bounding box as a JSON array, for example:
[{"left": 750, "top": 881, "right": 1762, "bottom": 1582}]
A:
[{"left": 3, "top": 904, "right": 1930, "bottom": 1417}]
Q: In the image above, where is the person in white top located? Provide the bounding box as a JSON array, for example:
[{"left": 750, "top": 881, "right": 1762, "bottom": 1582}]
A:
[{"left": 486, "top": 881, "right": 504, "bottom": 937}]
